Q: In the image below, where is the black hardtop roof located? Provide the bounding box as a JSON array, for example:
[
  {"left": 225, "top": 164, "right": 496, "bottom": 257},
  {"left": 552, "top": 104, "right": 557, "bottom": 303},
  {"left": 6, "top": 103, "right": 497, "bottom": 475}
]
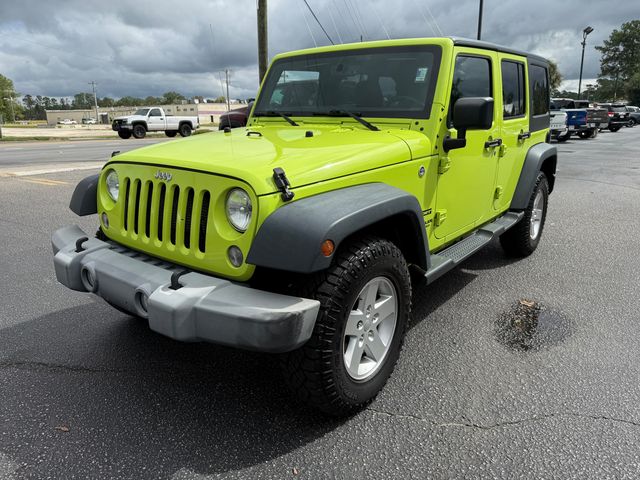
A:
[{"left": 450, "top": 37, "right": 549, "bottom": 65}]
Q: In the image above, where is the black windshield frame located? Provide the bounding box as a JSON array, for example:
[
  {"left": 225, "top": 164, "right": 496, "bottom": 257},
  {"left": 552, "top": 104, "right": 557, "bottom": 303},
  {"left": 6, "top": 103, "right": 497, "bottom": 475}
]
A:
[{"left": 254, "top": 45, "right": 442, "bottom": 120}]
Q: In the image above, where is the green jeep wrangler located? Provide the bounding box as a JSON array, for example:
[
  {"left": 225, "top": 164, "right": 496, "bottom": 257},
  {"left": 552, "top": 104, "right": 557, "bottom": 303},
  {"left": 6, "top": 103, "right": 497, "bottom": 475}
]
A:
[{"left": 52, "top": 37, "right": 556, "bottom": 416}]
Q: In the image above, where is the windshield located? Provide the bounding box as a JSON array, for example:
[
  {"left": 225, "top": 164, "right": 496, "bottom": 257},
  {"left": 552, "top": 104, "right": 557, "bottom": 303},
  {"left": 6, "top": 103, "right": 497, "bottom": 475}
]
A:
[
  {"left": 254, "top": 45, "right": 441, "bottom": 119},
  {"left": 134, "top": 108, "right": 150, "bottom": 116}
]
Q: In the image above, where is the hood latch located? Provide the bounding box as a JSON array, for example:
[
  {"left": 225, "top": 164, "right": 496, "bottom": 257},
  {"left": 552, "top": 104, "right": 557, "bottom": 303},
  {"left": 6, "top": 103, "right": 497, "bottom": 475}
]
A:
[{"left": 272, "top": 167, "right": 295, "bottom": 202}]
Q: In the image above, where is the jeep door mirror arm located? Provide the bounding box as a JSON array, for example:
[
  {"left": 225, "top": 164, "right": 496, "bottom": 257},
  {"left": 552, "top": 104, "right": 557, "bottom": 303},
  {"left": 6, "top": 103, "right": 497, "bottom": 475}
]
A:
[{"left": 443, "top": 97, "right": 494, "bottom": 152}]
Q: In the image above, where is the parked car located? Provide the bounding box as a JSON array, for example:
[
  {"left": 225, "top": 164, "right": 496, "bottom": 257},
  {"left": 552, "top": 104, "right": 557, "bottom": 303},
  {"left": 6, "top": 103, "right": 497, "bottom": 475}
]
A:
[
  {"left": 82, "top": 118, "right": 97, "bottom": 125},
  {"left": 550, "top": 100, "right": 588, "bottom": 141},
  {"left": 112, "top": 107, "right": 199, "bottom": 139},
  {"left": 218, "top": 102, "right": 254, "bottom": 130},
  {"left": 57, "top": 119, "right": 77, "bottom": 125},
  {"left": 551, "top": 98, "right": 603, "bottom": 139},
  {"left": 549, "top": 109, "right": 568, "bottom": 142},
  {"left": 625, "top": 106, "right": 640, "bottom": 125},
  {"left": 53, "top": 37, "right": 556, "bottom": 416},
  {"left": 595, "top": 103, "right": 629, "bottom": 132}
]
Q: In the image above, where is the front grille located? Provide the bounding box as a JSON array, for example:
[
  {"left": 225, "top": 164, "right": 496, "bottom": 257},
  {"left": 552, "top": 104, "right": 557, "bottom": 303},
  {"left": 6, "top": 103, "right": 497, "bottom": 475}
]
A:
[{"left": 121, "top": 176, "right": 211, "bottom": 253}]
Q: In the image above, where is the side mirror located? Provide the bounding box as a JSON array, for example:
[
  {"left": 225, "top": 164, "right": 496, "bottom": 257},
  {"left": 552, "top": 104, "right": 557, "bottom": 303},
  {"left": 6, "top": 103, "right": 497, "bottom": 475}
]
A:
[{"left": 444, "top": 97, "right": 494, "bottom": 152}]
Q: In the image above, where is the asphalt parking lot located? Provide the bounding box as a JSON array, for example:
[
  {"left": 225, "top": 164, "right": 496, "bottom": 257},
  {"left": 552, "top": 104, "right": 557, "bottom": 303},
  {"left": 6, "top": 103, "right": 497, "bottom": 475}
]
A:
[{"left": 1, "top": 128, "right": 640, "bottom": 479}]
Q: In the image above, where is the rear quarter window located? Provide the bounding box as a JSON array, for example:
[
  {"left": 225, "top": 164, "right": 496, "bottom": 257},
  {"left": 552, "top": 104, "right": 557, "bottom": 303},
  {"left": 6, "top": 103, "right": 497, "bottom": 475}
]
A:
[{"left": 528, "top": 63, "right": 550, "bottom": 132}]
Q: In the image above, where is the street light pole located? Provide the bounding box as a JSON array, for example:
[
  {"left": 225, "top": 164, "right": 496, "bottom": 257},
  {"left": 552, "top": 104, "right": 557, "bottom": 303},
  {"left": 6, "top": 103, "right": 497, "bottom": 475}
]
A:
[{"left": 578, "top": 26, "right": 594, "bottom": 99}]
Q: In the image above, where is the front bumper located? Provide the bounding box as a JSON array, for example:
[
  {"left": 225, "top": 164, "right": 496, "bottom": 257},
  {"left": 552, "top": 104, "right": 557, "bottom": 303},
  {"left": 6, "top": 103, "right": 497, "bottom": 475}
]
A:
[
  {"left": 52, "top": 225, "right": 320, "bottom": 353},
  {"left": 112, "top": 123, "right": 132, "bottom": 131}
]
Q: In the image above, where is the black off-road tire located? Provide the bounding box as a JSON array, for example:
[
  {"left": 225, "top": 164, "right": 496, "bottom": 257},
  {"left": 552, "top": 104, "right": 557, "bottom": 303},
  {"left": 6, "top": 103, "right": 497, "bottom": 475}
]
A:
[
  {"left": 609, "top": 125, "right": 621, "bottom": 132},
  {"left": 500, "top": 172, "right": 549, "bottom": 257},
  {"left": 132, "top": 124, "right": 147, "bottom": 139},
  {"left": 179, "top": 123, "right": 192, "bottom": 137},
  {"left": 165, "top": 130, "right": 178, "bottom": 137},
  {"left": 281, "top": 236, "right": 411, "bottom": 416},
  {"left": 117, "top": 130, "right": 132, "bottom": 139}
]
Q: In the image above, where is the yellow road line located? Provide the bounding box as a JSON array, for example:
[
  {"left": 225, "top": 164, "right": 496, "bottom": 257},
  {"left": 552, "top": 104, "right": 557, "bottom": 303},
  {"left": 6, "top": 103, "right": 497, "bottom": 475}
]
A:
[{"left": 19, "top": 178, "right": 70, "bottom": 186}]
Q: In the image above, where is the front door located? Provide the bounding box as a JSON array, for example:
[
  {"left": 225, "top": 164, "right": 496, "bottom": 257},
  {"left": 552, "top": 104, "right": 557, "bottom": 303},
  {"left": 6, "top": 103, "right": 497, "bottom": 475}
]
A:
[
  {"left": 435, "top": 50, "right": 500, "bottom": 240},
  {"left": 147, "top": 108, "right": 165, "bottom": 129}
]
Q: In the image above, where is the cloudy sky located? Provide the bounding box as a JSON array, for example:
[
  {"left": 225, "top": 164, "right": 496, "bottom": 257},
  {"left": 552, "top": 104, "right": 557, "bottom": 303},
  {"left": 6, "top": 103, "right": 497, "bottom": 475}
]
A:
[{"left": 0, "top": 0, "right": 637, "bottom": 101}]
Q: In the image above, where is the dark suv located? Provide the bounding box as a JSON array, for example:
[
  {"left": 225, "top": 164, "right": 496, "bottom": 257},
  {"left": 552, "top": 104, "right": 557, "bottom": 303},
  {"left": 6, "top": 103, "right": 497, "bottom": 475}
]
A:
[
  {"left": 218, "top": 102, "right": 254, "bottom": 130},
  {"left": 596, "top": 103, "right": 630, "bottom": 132}
]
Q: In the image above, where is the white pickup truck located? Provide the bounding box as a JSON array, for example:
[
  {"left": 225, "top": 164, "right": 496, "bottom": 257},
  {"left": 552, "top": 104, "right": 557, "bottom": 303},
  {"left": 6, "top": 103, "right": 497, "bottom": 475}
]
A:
[{"left": 112, "top": 107, "right": 199, "bottom": 139}]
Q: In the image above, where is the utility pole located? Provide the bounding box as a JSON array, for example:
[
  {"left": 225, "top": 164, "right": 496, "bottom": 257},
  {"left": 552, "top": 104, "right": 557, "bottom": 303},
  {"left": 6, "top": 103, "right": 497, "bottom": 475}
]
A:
[
  {"left": 225, "top": 69, "right": 230, "bottom": 111},
  {"left": 477, "top": 0, "right": 484, "bottom": 40},
  {"left": 3, "top": 97, "right": 15, "bottom": 123},
  {"left": 257, "top": 0, "right": 268, "bottom": 85},
  {"left": 88, "top": 81, "right": 99, "bottom": 123}
]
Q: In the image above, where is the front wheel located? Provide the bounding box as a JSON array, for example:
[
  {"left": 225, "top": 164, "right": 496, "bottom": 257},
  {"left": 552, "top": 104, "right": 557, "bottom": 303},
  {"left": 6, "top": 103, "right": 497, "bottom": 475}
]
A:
[
  {"left": 500, "top": 172, "right": 549, "bottom": 257},
  {"left": 132, "top": 124, "right": 146, "bottom": 139},
  {"left": 281, "top": 236, "right": 411, "bottom": 416},
  {"left": 179, "top": 123, "right": 192, "bottom": 137},
  {"left": 117, "top": 130, "right": 131, "bottom": 139}
]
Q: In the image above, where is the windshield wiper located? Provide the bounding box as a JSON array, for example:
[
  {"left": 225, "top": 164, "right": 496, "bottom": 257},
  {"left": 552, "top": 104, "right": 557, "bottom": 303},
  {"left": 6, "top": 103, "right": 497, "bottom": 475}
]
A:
[
  {"left": 313, "top": 109, "right": 379, "bottom": 131},
  {"left": 253, "top": 110, "right": 299, "bottom": 126}
]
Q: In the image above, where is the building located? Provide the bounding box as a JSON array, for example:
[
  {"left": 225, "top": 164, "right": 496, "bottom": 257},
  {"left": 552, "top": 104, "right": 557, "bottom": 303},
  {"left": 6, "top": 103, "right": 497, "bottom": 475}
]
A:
[{"left": 45, "top": 102, "right": 247, "bottom": 126}]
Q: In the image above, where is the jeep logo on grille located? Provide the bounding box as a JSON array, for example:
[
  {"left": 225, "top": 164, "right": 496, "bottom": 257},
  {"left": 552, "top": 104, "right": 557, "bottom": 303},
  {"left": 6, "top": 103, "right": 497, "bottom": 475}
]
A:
[{"left": 154, "top": 171, "right": 172, "bottom": 181}]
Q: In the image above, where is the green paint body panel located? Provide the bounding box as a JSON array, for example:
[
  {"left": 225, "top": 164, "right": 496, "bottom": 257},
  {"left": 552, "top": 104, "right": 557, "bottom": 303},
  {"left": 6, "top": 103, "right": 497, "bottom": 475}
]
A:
[{"left": 96, "top": 37, "right": 550, "bottom": 281}]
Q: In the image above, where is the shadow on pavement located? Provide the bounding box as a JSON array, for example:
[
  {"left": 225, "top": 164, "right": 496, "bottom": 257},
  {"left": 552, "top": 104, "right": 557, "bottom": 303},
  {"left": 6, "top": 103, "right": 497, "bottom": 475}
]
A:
[{"left": 0, "top": 301, "right": 340, "bottom": 478}]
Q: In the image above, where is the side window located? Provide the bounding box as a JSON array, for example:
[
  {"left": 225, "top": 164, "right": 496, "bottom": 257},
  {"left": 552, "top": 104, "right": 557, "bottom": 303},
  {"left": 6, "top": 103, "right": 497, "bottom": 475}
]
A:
[
  {"left": 149, "top": 108, "right": 161, "bottom": 117},
  {"left": 501, "top": 61, "right": 525, "bottom": 118},
  {"left": 530, "top": 65, "right": 549, "bottom": 116},
  {"left": 450, "top": 55, "right": 492, "bottom": 107}
]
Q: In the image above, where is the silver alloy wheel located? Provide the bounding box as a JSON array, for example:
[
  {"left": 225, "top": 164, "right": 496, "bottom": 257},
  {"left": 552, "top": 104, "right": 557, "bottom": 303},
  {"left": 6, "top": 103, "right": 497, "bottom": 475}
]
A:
[
  {"left": 530, "top": 189, "right": 544, "bottom": 239},
  {"left": 343, "top": 276, "right": 398, "bottom": 381}
]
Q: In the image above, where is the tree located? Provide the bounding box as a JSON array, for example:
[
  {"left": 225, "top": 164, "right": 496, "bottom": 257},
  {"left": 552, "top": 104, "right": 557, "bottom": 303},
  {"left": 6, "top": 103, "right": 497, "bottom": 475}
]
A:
[
  {"left": 595, "top": 20, "right": 640, "bottom": 100},
  {"left": 0, "top": 73, "right": 20, "bottom": 122},
  {"left": 99, "top": 97, "right": 115, "bottom": 107},
  {"left": 626, "top": 72, "right": 640, "bottom": 105},
  {"left": 213, "top": 96, "right": 226, "bottom": 103},
  {"left": 161, "top": 91, "right": 186, "bottom": 104},
  {"left": 548, "top": 59, "right": 563, "bottom": 93}
]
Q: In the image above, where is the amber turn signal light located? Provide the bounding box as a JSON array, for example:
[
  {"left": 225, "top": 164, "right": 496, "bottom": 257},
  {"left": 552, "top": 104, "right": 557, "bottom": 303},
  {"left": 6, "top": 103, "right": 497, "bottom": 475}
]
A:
[{"left": 321, "top": 239, "right": 335, "bottom": 257}]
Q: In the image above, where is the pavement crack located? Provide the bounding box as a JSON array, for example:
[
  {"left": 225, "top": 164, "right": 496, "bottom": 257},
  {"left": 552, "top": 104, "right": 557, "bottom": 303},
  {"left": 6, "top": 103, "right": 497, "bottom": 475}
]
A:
[
  {"left": 0, "top": 360, "right": 126, "bottom": 374},
  {"left": 366, "top": 408, "right": 640, "bottom": 430}
]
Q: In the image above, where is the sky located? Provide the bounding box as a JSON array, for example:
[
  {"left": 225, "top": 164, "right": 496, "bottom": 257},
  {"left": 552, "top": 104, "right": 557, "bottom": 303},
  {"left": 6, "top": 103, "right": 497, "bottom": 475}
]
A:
[{"left": 0, "top": 0, "right": 637, "bottom": 101}]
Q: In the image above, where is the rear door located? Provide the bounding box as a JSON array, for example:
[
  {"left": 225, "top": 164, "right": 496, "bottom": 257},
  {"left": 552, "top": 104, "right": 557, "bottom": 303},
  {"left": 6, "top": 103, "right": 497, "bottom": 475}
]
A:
[
  {"left": 435, "top": 49, "right": 500, "bottom": 240},
  {"left": 494, "top": 54, "right": 529, "bottom": 212}
]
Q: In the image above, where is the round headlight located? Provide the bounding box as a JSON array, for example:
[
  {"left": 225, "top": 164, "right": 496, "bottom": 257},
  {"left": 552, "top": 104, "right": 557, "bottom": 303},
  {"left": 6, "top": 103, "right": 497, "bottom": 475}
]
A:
[
  {"left": 105, "top": 170, "right": 119, "bottom": 201},
  {"left": 225, "top": 188, "right": 252, "bottom": 232}
]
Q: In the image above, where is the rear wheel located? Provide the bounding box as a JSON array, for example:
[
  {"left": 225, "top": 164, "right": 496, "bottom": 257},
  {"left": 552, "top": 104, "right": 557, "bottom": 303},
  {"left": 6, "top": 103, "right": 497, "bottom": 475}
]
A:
[
  {"left": 609, "top": 125, "right": 621, "bottom": 132},
  {"left": 556, "top": 132, "right": 570, "bottom": 142},
  {"left": 179, "top": 123, "right": 192, "bottom": 137},
  {"left": 165, "top": 130, "right": 178, "bottom": 137},
  {"left": 281, "top": 236, "right": 411, "bottom": 416},
  {"left": 578, "top": 131, "right": 590, "bottom": 139},
  {"left": 117, "top": 130, "right": 131, "bottom": 139},
  {"left": 500, "top": 172, "right": 549, "bottom": 257},
  {"left": 132, "top": 124, "right": 146, "bottom": 139}
]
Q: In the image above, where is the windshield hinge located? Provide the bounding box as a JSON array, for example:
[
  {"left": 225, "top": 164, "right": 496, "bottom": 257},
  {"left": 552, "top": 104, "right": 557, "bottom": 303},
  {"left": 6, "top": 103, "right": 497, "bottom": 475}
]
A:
[
  {"left": 438, "top": 156, "right": 451, "bottom": 174},
  {"left": 273, "top": 167, "right": 295, "bottom": 202}
]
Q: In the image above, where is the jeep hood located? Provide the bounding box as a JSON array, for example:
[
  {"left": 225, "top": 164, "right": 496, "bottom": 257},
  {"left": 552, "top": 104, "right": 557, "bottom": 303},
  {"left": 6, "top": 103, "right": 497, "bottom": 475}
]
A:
[{"left": 109, "top": 125, "right": 430, "bottom": 195}]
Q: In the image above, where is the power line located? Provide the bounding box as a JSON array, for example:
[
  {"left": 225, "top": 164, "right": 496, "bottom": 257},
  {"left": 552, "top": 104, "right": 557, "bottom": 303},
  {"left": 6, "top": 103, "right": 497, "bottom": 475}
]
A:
[
  {"left": 297, "top": 0, "right": 318, "bottom": 47},
  {"left": 423, "top": 1, "right": 444, "bottom": 36},
  {"left": 411, "top": 0, "right": 438, "bottom": 36},
  {"left": 372, "top": 2, "right": 391, "bottom": 40},
  {"left": 302, "top": 0, "right": 335, "bottom": 45},
  {"left": 350, "top": 0, "right": 369, "bottom": 40},
  {"left": 326, "top": 2, "right": 343, "bottom": 44},
  {"left": 342, "top": 0, "right": 362, "bottom": 42}
]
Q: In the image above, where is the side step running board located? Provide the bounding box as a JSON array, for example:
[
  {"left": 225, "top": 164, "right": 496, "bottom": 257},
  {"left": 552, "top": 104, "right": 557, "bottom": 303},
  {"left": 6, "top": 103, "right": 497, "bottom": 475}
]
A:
[{"left": 425, "top": 211, "right": 524, "bottom": 284}]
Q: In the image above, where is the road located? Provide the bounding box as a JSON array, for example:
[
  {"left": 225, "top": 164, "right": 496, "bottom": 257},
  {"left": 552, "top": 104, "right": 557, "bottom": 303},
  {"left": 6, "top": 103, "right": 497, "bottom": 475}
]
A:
[
  {"left": 1, "top": 128, "right": 640, "bottom": 479},
  {"left": 0, "top": 138, "right": 168, "bottom": 172}
]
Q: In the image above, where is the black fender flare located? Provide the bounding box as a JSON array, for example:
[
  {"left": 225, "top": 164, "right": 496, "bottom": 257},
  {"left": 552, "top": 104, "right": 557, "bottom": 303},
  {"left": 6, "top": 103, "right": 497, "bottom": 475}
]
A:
[
  {"left": 510, "top": 142, "right": 557, "bottom": 210},
  {"left": 246, "top": 183, "right": 430, "bottom": 274},
  {"left": 69, "top": 173, "right": 99, "bottom": 216}
]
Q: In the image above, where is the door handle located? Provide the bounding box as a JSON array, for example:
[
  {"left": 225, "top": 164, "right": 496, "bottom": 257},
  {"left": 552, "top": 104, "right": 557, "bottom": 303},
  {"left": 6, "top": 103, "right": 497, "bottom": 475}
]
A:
[
  {"left": 484, "top": 138, "right": 502, "bottom": 148},
  {"left": 518, "top": 131, "right": 531, "bottom": 141}
]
